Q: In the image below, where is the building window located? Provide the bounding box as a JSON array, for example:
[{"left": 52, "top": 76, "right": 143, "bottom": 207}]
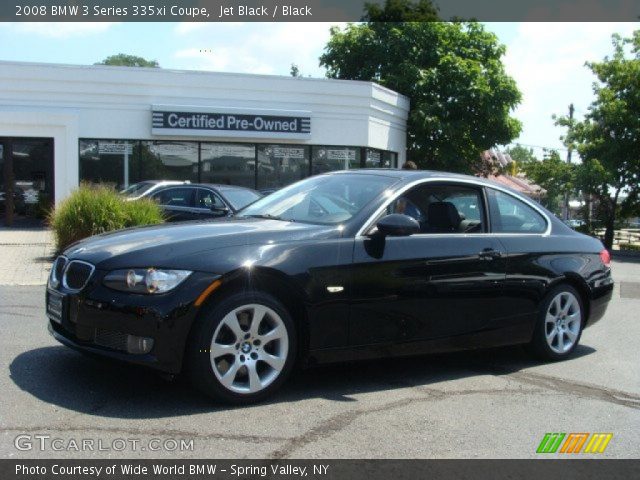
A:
[
  {"left": 257, "top": 145, "right": 310, "bottom": 191},
  {"left": 383, "top": 151, "right": 397, "bottom": 168},
  {"left": 200, "top": 143, "right": 255, "bottom": 188},
  {"left": 311, "top": 146, "right": 360, "bottom": 175},
  {"left": 135, "top": 141, "right": 199, "bottom": 184},
  {"left": 79, "top": 139, "right": 396, "bottom": 192},
  {"left": 79, "top": 140, "right": 133, "bottom": 190},
  {"left": 365, "top": 148, "right": 382, "bottom": 168}
]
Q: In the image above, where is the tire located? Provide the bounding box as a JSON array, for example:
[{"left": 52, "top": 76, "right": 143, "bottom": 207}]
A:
[
  {"left": 528, "top": 284, "right": 584, "bottom": 361},
  {"left": 186, "top": 291, "right": 296, "bottom": 404}
]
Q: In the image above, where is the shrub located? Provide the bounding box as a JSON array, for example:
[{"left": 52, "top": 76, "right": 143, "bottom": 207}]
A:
[
  {"left": 49, "top": 184, "right": 164, "bottom": 252},
  {"left": 123, "top": 196, "right": 165, "bottom": 227}
]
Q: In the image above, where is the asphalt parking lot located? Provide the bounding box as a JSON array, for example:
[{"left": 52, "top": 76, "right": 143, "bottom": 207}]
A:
[{"left": 1, "top": 259, "right": 639, "bottom": 459}]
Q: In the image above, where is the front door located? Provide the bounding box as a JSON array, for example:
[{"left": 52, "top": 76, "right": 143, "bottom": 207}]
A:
[
  {"left": 349, "top": 182, "right": 508, "bottom": 346},
  {"left": 1, "top": 137, "right": 54, "bottom": 226},
  {"left": 152, "top": 186, "right": 198, "bottom": 222}
]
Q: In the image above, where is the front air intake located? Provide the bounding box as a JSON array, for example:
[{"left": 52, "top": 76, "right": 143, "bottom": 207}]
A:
[{"left": 62, "top": 260, "right": 95, "bottom": 291}]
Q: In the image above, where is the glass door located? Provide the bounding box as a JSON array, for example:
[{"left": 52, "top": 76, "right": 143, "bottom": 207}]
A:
[{"left": 1, "top": 137, "right": 54, "bottom": 226}]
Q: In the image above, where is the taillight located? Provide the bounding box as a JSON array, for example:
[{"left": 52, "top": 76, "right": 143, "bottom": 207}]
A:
[{"left": 599, "top": 249, "right": 611, "bottom": 267}]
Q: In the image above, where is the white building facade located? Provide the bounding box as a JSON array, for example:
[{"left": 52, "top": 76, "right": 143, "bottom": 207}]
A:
[{"left": 0, "top": 61, "right": 408, "bottom": 208}]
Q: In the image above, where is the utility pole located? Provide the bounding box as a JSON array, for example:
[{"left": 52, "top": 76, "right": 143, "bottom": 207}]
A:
[{"left": 563, "top": 103, "right": 574, "bottom": 221}]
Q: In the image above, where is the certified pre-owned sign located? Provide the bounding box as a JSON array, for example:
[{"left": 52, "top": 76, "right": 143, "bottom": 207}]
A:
[{"left": 152, "top": 105, "right": 311, "bottom": 139}]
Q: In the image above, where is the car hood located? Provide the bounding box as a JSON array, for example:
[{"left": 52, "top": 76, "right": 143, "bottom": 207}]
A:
[{"left": 63, "top": 218, "right": 340, "bottom": 270}]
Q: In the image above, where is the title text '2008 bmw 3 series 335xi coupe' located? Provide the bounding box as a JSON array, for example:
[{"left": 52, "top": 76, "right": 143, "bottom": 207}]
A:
[{"left": 46, "top": 170, "right": 613, "bottom": 404}]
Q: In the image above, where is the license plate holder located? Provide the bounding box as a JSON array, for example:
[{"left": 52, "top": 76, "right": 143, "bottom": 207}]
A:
[{"left": 46, "top": 289, "right": 66, "bottom": 324}]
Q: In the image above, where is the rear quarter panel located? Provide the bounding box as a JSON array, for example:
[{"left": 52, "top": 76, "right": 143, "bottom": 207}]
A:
[{"left": 497, "top": 232, "right": 612, "bottom": 331}]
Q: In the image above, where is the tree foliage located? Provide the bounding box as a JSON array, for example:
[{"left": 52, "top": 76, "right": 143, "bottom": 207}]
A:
[
  {"left": 556, "top": 30, "right": 640, "bottom": 248},
  {"left": 320, "top": 1, "right": 522, "bottom": 173},
  {"left": 506, "top": 145, "right": 537, "bottom": 165},
  {"left": 96, "top": 54, "right": 160, "bottom": 68},
  {"left": 290, "top": 63, "right": 301, "bottom": 77},
  {"left": 519, "top": 150, "right": 575, "bottom": 215}
]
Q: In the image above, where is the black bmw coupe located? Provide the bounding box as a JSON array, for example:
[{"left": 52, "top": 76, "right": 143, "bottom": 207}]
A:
[{"left": 47, "top": 170, "right": 613, "bottom": 404}]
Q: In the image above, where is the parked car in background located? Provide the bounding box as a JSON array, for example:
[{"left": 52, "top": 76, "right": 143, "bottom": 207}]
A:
[
  {"left": 142, "top": 183, "right": 262, "bottom": 222},
  {"left": 120, "top": 180, "right": 190, "bottom": 201},
  {"left": 47, "top": 170, "right": 613, "bottom": 404}
]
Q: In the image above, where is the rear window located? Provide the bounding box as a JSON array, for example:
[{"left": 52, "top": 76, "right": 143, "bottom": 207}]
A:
[
  {"left": 220, "top": 188, "right": 262, "bottom": 210},
  {"left": 488, "top": 189, "right": 547, "bottom": 233}
]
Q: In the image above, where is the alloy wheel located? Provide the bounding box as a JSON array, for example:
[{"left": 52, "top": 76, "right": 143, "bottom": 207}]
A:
[
  {"left": 209, "top": 303, "right": 289, "bottom": 394},
  {"left": 544, "top": 291, "right": 581, "bottom": 354}
]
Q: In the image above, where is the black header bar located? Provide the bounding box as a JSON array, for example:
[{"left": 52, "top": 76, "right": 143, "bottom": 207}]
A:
[
  {"left": 3, "top": 459, "right": 640, "bottom": 480},
  {"left": 6, "top": 0, "right": 640, "bottom": 22}
]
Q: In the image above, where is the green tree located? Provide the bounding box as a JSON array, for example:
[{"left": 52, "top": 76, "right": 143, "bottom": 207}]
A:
[
  {"left": 521, "top": 150, "right": 575, "bottom": 215},
  {"left": 96, "top": 54, "right": 159, "bottom": 68},
  {"left": 319, "top": 3, "right": 522, "bottom": 173},
  {"left": 290, "top": 63, "right": 301, "bottom": 77},
  {"left": 504, "top": 145, "right": 537, "bottom": 175},
  {"left": 506, "top": 145, "right": 537, "bottom": 165},
  {"left": 573, "top": 158, "right": 608, "bottom": 232},
  {"left": 556, "top": 31, "right": 640, "bottom": 249}
]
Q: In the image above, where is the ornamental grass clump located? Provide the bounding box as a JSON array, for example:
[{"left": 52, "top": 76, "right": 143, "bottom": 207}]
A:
[{"left": 49, "top": 183, "right": 164, "bottom": 252}]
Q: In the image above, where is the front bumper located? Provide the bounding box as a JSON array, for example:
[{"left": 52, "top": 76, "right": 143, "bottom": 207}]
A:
[{"left": 46, "top": 270, "right": 221, "bottom": 373}]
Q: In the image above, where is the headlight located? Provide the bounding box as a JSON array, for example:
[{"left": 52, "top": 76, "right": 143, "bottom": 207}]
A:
[{"left": 103, "top": 268, "right": 192, "bottom": 294}]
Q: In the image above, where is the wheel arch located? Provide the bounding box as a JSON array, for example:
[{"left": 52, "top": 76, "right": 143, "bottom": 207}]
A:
[
  {"left": 552, "top": 273, "right": 592, "bottom": 325},
  {"left": 185, "top": 266, "right": 310, "bottom": 370}
]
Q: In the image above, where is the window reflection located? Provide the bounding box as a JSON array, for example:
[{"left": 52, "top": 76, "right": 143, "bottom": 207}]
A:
[
  {"left": 78, "top": 139, "right": 396, "bottom": 191},
  {"left": 311, "top": 146, "right": 360, "bottom": 174},
  {"left": 200, "top": 143, "right": 255, "bottom": 188},
  {"left": 257, "top": 145, "right": 309, "bottom": 190},
  {"left": 133, "top": 141, "right": 198, "bottom": 184},
  {"left": 79, "top": 140, "right": 128, "bottom": 189}
]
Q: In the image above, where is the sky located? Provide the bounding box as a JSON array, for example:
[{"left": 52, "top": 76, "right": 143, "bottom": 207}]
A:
[{"left": 0, "top": 21, "right": 638, "bottom": 160}]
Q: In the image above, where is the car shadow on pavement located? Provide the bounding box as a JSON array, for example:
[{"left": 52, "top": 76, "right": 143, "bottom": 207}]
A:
[{"left": 10, "top": 343, "right": 596, "bottom": 417}]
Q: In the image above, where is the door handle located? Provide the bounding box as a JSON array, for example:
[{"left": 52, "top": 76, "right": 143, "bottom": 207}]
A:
[{"left": 479, "top": 248, "right": 502, "bottom": 260}]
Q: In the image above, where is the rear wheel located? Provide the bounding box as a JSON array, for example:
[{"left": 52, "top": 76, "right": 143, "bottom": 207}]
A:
[
  {"left": 529, "top": 284, "right": 584, "bottom": 361},
  {"left": 187, "top": 291, "right": 296, "bottom": 404}
]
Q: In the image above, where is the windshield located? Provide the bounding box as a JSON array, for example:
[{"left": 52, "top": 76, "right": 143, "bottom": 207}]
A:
[
  {"left": 120, "top": 182, "right": 155, "bottom": 197},
  {"left": 219, "top": 188, "right": 262, "bottom": 210},
  {"left": 239, "top": 174, "right": 397, "bottom": 225}
]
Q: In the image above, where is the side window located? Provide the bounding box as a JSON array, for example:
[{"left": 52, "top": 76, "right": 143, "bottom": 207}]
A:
[
  {"left": 196, "top": 189, "right": 225, "bottom": 209},
  {"left": 153, "top": 188, "right": 195, "bottom": 208},
  {"left": 488, "top": 189, "right": 547, "bottom": 233},
  {"left": 386, "top": 183, "right": 485, "bottom": 234}
]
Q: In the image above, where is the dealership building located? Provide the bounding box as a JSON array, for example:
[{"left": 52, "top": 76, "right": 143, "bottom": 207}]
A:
[{"left": 0, "top": 61, "right": 408, "bottom": 210}]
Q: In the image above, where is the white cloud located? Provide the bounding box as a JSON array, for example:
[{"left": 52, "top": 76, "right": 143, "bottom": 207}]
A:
[
  {"left": 170, "top": 22, "right": 345, "bottom": 77},
  {"left": 501, "top": 22, "right": 638, "bottom": 154},
  {"left": 0, "top": 22, "right": 119, "bottom": 38}
]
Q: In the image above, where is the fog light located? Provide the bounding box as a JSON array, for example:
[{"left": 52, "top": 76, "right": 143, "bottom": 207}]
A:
[{"left": 126, "top": 335, "right": 154, "bottom": 354}]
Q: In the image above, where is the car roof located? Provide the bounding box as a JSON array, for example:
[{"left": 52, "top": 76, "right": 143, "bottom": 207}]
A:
[
  {"left": 326, "top": 168, "right": 525, "bottom": 191},
  {"left": 191, "top": 183, "right": 259, "bottom": 192},
  {"left": 134, "top": 180, "right": 186, "bottom": 186}
]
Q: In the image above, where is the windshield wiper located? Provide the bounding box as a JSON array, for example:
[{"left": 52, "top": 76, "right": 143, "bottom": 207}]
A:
[{"left": 241, "top": 214, "right": 294, "bottom": 222}]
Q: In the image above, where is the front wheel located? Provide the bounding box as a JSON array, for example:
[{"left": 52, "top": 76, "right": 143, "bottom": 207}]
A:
[
  {"left": 187, "top": 291, "right": 296, "bottom": 404},
  {"left": 528, "top": 285, "right": 584, "bottom": 361}
]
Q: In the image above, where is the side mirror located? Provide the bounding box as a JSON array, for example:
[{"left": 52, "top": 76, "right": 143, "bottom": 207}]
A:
[
  {"left": 375, "top": 214, "right": 420, "bottom": 237},
  {"left": 211, "top": 206, "right": 230, "bottom": 216}
]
